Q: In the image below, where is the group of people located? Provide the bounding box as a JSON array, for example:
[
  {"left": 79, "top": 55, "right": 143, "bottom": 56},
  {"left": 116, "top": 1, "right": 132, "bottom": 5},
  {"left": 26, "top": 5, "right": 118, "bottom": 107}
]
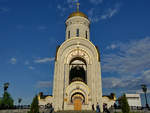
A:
[
  {"left": 92, "top": 103, "right": 110, "bottom": 113},
  {"left": 45, "top": 102, "right": 111, "bottom": 113},
  {"left": 43, "top": 103, "right": 54, "bottom": 113}
]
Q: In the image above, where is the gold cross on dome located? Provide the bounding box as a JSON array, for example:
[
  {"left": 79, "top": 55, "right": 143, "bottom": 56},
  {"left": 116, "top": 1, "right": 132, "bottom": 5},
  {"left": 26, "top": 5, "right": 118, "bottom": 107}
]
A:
[{"left": 76, "top": 0, "right": 80, "bottom": 12}]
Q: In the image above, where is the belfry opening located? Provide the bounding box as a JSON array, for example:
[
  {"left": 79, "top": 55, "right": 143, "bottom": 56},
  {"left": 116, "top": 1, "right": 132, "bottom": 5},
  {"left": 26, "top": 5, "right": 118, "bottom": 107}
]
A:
[{"left": 69, "top": 57, "right": 87, "bottom": 84}]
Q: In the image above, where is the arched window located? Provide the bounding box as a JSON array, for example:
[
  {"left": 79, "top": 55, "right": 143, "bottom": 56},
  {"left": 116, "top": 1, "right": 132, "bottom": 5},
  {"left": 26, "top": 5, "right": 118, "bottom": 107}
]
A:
[
  {"left": 68, "top": 31, "right": 70, "bottom": 39},
  {"left": 76, "top": 29, "right": 79, "bottom": 37},
  {"left": 85, "top": 31, "right": 88, "bottom": 39}
]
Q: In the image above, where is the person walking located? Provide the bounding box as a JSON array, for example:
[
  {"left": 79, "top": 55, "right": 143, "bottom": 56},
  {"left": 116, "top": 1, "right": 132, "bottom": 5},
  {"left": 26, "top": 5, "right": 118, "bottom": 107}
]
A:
[
  {"left": 49, "top": 103, "right": 54, "bottom": 113},
  {"left": 96, "top": 103, "right": 100, "bottom": 112},
  {"left": 103, "top": 104, "right": 110, "bottom": 113}
]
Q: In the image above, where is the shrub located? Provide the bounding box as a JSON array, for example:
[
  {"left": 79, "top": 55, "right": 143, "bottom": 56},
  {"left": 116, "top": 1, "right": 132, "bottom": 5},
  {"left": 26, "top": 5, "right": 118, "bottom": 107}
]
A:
[
  {"left": 28, "top": 95, "right": 39, "bottom": 113},
  {"left": 0, "top": 98, "right": 2, "bottom": 109},
  {"left": 120, "top": 94, "right": 130, "bottom": 113},
  {"left": 0, "top": 92, "right": 14, "bottom": 109}
]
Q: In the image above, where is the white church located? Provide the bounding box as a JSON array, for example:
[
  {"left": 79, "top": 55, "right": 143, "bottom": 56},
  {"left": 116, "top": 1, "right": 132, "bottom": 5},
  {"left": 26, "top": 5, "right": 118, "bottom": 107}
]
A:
[{"left": 38, "top": 2, "right": 116, "bottom": 112}]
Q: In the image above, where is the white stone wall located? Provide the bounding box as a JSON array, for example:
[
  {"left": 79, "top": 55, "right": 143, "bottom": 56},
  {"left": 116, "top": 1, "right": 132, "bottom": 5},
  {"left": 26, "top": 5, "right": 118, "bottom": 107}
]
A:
[
  {"left": 53, "top": 38, "right": 103, "bottom": 112},
  {"left": 102, "top": 96, "right": 116, "bottom": 108},
  {"left": 66, "top": 16, "right": 90, "bottom": 40},
  {"left": 38, "top": 96, "right": 53, "bottom": 106}
]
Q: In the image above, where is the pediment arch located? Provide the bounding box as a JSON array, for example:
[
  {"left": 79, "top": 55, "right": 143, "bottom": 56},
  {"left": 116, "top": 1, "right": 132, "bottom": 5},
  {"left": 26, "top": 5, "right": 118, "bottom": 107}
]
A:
[
  {"left": 56, "top": 38, "right": 100, "bottom": 63},
  {"left": 66, "top": 48, "right": 91, "bottom": 64}
]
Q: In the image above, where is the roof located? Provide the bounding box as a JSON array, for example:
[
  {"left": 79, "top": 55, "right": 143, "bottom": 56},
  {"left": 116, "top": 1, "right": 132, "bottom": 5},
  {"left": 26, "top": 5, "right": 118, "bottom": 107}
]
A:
[
  {"left": 125, "top": 94, "right": 140, "bottom": 98},
  {"left": 68, "top": 11, "right": 88, "bottom": 19}
]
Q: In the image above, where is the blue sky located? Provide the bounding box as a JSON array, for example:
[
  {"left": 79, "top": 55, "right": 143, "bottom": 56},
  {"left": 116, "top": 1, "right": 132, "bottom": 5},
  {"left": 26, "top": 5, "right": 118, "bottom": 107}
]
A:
[{"left": 0, "top": 0, "right": 150, "bottom": 105}]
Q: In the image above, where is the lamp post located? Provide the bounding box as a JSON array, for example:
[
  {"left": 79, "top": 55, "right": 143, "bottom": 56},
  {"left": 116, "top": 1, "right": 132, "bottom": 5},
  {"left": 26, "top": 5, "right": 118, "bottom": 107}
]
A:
[
  {"left": 141, "top": 84, "right": 149, "bottom": 108},
  {"left": 18, "top": 98, "right": 22, "bottom": 107},
  {"left": 4, "top": 82, "right": 9, "bottom": 92},
  {"left": 18, "top": 98, "right": 22, "bottom": 113}
]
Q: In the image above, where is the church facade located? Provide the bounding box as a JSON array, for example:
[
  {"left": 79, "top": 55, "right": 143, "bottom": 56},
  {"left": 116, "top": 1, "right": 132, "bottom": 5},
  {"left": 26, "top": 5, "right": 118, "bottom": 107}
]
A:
[
  {"left": 52, "top": 10, "right": 103, "bottom": 111},
  {"left": 39, "top": 6, "right": 103, "bottom": 112}
]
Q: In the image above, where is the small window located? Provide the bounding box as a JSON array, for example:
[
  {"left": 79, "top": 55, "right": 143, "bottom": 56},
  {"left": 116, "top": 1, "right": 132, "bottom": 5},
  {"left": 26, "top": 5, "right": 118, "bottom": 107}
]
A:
[
  {"left": 86, "top": 31, "right": 88, "bottom": 39},
  {"left": 76, "top": 29, "right": 79, "bottom": 37},
  {"left": 68, "top": 31, "right": 70, "bottom": 39}
]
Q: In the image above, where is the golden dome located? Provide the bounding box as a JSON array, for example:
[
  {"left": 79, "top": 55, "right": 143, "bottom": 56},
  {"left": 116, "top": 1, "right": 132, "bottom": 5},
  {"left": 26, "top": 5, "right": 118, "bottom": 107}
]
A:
[{"left": 68, "top": 11, "right": 88, "bottom": 19}]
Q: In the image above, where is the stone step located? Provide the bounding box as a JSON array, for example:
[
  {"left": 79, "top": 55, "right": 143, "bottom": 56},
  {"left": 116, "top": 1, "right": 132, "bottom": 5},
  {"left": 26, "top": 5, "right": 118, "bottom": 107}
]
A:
[{"left": 55, "top": 111, "right": 97, "bottom": 113}]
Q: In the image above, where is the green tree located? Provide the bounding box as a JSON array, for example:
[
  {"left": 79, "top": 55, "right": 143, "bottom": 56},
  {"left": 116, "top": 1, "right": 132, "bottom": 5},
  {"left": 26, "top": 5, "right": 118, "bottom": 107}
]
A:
[
  {"left": 28, "top": 95, "right": 39, "bottom": 113},
  {"left": 120, "top": 94, "right": 130, "bottom": 113},
  {"left": 1, "top": 92, "right": 14, "bottom": 109},
  {"left": 0, "top": 98, "right": 2, "bottom": 109}
]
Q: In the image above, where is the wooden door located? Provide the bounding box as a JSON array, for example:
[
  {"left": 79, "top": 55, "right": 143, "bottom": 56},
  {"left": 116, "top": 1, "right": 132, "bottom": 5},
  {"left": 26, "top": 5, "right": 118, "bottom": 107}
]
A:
[{"left": 74, "top": 98, "right": 82, "bottom": 110}]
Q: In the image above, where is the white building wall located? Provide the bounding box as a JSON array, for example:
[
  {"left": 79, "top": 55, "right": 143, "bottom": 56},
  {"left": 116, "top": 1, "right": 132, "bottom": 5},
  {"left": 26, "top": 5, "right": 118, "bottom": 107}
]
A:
[{"left": 125, "top": 94, "right": 142, "bottom": 107}]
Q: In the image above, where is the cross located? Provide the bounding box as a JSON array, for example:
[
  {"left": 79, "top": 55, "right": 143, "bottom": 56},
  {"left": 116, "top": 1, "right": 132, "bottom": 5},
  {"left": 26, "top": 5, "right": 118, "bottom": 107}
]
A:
[{"left": 76, "top": 0, "right": 80, "bottom": 12}]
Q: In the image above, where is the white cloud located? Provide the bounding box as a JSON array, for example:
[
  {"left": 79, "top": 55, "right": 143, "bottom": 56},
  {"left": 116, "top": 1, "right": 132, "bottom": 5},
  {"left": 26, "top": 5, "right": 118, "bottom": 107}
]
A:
[
  {"left": 0, "top": 7, "right": 9, "bottom": 13},
  {"left": 106, "top": 44, "right": 117, "bottom": 50},
  {"left": 56, "top": 0, "right": 121, "bottom": 23},
  {"left": 89, "top": 0, "right": 103, "bottom": 5},
  {"left": 16, "top": 25, "right": 24, "bottom": 30},
  {"left": 57, "top": 4, "right": 67, "bottom": 16},
  {"left": 88, "top": 8, "right": 94, "bottom": 17},
  {"left": 28, "top": 66, "right": 35, "bottom": 70},
  {"left": 103, "top": 76, "right": 140, "bottom": 89},
  {"left": 10, "top": 57, "right": 17, "bottom": 64},
  {"left": 128, "top": 89, "right": 150, "bottom": 94},
  {"left": 88, "top": 3, "right": 121, "bottom": 22},
  {"left": 36, "top": 81, "right": 53, "bottom": 88},
  {"left": 56, "top": 0, "right": 78, "bottom": 16},
  {"left": 102, "top": 77, "right": 121, "bottom": 88},
  {"left": 100, "top": 4, "right": 120, "bottom": 20},
  {"left": 67, "top": 0, "right": 74, "bottom": 4},
  {"left": 102, "top": 37, "right": 150, "bottom": 91},
  {"left": 37, "top": 26, "right": 47, "bottom": 31},
  {"left": 102, "top": 37, "right": 150, "bottom": 75},
  {"left": 34, "top": 57, "right": 55, "bottom": 63},
  {"left": 25, "top": 60, "right": 29, "bottom": 65}
]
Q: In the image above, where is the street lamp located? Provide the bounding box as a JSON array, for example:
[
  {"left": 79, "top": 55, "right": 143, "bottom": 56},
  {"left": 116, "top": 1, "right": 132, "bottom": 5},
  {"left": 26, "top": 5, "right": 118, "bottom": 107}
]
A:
[
  {"left": 18, "top": 98, "right": 22, "bottom": 107},
  {"left": 18, "top": 98, "right": 22, "bottom": 113},
  {"left": 141, "top": 84, "right": 149, "bottom": 108},
  {"left": 4, "top": 82, "right": 9, "bottom": 92}
]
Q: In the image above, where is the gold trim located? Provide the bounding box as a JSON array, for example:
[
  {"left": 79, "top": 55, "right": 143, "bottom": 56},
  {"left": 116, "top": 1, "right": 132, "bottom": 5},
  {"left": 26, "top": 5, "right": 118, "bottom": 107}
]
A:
[
  {"left": 56, "top": 37, "right": 99, "bottom": 62},
  {"left": 68, "top": 12, "right": 88, "bottom": 19}
]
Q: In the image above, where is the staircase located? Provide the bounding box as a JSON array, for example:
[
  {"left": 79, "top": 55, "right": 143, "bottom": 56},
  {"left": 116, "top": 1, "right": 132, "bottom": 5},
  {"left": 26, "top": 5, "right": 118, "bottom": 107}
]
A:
[{"left": 55, "top": 111, "right": 97, "bottom": 113}]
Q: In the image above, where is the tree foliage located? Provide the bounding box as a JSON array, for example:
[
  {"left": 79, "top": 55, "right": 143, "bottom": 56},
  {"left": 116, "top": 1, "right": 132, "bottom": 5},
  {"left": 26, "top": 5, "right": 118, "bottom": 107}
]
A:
[
  {"left": 0, "top": 92, "right": 14, "bottom": 109},
  {"left": 120, "top": 94, "right": 130, "bottom": 113},
  {"left": 0, "top": 98, "right": 2, "bottom": 107},
  {"left": 28, "top": 95, "right": 39, "bottom": 113}
]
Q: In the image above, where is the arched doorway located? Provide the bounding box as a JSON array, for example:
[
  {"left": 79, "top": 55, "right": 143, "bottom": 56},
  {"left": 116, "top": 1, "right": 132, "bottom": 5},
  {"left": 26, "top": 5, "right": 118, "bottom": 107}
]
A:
[
  {"left": 74, "top": 97, "right": 82, "bottom": 110},
  {"left": 71, "top": 93, "right": 85, "bottom": 110}
]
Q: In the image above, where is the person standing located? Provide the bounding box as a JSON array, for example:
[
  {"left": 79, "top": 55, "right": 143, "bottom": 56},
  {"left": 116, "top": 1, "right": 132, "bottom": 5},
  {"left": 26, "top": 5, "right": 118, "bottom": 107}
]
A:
[
  {"left": 96, "top": 103, "right": 100, "bottom": 112},
  {"left": 92, "top": 104, "right": 95, "bottom": 111}
]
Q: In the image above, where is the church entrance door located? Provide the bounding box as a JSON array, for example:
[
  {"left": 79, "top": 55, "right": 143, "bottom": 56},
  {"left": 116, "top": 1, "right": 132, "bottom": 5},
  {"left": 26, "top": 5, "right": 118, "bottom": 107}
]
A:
[{"left": 74, "top": 97, "right": 82, "bottom": 110}]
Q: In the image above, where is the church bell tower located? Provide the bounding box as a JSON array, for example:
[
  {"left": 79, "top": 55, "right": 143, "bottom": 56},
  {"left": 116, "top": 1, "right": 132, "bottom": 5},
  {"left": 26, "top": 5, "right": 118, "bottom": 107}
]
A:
[{"left": 53, "top": 2, "right": 103, "bottom": 111}]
